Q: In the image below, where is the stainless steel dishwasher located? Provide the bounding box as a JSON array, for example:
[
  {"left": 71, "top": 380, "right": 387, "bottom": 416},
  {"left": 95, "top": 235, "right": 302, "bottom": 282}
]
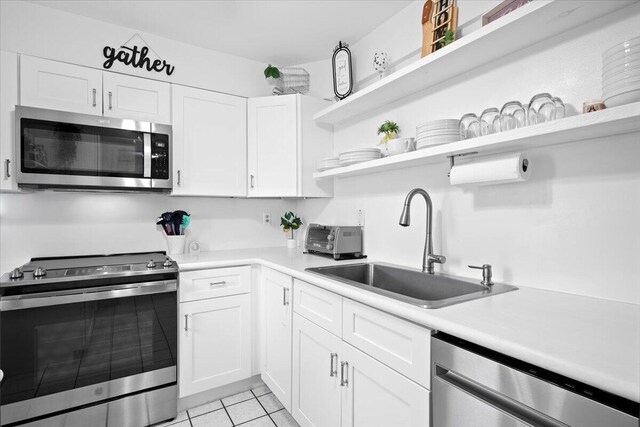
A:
[{"left": 431, "top": 333, "right": 639, "bottom": 427}]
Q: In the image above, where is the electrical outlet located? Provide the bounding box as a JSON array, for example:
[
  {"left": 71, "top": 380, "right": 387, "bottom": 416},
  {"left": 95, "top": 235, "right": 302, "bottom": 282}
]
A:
[
  {"left": 263, "top": 212, "right": 271, "bottom": 224},
  {"left": 357, "top": 209, "right": 365, "bottom": 226}
]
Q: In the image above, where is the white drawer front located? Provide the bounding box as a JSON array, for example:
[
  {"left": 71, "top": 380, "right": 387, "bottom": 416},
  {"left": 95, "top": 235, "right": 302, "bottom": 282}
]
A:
[
  {"left": 180, "top": 266, "right": 251, "bottom": 302},
  {"left": 293, "top": 279, "right": 342, "bottom": 337},
  {"left": 342, "top": 299, "right": 431, "bottom": 388}
]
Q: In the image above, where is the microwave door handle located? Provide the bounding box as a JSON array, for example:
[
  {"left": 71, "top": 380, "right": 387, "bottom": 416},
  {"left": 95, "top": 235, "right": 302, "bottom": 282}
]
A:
[{"left": 143, "top": 133, "right": 152, "bottom": 178}]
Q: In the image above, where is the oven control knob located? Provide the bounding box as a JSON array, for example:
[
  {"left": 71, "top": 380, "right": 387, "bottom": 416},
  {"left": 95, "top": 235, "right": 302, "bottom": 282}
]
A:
[
  {"left": 10, "top": 268, "right": 24, "bottom": 280},
  {"left": 147, "top": 260, "right": 156, "bottom": 269},
  {"left": 327, "top": 234, "right": 334, "bottom": 241},
  {"left": 326, "top": 244, "right": 334, "bottom": 251},
  {"left": 33, "top": 267, "right": 47, "bottom": 278},
  {"left": 163, "top": 257, "right": 173, "bottom": 268}
]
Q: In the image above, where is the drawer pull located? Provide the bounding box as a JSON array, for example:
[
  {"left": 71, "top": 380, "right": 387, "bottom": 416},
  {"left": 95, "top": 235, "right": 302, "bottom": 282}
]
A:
[
  {"left": 92, "top": 88, "right": 97, "bottom": 107},
  {"left": 330, "top": 353, "right": 338, "bottom": 377},
  {"left": 184, "top": 314, "right": 189, "bottom": 331},
  {"left": 282, "top": 287, "right": 290, "bottom": 306},
  {"left": 209, "top": 281, "right": 227, "bottom": 287},
  {"left": 340, "top": 361, "right": 349, "bottom": 386}
]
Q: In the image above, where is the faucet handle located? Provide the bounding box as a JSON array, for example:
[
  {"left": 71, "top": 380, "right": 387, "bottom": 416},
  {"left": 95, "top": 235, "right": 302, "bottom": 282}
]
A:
[{"left": 468, "top": 264, "right": 493, "bottom": 287}]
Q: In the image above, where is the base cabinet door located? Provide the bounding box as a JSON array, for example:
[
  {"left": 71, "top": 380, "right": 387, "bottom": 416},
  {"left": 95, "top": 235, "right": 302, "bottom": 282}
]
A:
[
  {"left": 261, "top": 268, "right": 293, "bottom": 410},
  {"left": 179, "top": 294, "right": 251, "bottom": 397},
  {"left": 102, "top": 72, "right": 171, "bottom": 124},
  {"left": 292, "top": 314, "right": 342, "bottom": 427},
  {"left": 20, "top": 55, "right": 102, "bottom": 115},
  {"left": 341, "top": 342, "right": 430, "bottom": 427}
]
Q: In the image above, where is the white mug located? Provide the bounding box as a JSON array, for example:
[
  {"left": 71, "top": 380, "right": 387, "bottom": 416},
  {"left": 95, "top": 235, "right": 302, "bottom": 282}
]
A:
[{"left": 384, "top": 138, "right": 415, "bottom": 156}]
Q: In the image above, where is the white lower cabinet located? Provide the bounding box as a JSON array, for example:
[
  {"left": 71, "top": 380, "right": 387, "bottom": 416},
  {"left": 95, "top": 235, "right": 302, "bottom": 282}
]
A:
[
  {"left": 292, "top": 313, "right": 342, "bottom": 427},
  {"left": 261, "top": 268, "right": 293, "bottom": 410},
  {"left": 341, "top": 342, "right": 430, "bottom": 427},
  {"left": 179, "top": 293, "right": 251, "bottom": 397}
]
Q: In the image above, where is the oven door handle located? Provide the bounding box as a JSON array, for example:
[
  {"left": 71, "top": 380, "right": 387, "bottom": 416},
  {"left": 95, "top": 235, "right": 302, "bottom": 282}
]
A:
[{"left": 0, "top": 280, "right": 177, "bottom": 311}]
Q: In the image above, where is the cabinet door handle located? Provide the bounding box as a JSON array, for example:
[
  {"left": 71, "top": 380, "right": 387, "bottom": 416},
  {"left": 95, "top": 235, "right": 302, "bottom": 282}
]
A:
[
  {"left": 250, "top": 174, "right": 255, "bottom": 189},
  {"left": 282, "top": 287, "right": 290, "bottom": 306},
  {"left": 177, "top": 170, "right": 181, "bottom": 186},
  {"left": 92, "top": 88, "right": 97, "bottom": 107},
  {"left": 184, "top": 314, "right": 189, "bottom": 331},
  {"left": 340, "top": 361, "right": 349, "bottom": 386},
  {"left": 108, "top": 91, "right": 113, "bottom": 110},
  {"left": 209, "top": 281, "right": 226, "bottom": 287},
  {"left": 4, "top": 159, "right": 10, "bottom": 179},
  {"left": 330, "top": 353, "right": 338, "bottom": 377}
]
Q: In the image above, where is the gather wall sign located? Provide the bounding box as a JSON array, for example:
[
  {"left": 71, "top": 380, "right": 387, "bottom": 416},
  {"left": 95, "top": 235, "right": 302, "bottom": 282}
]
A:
[{"left": 102, "top": 33, "right": 175, "bottom": 76}]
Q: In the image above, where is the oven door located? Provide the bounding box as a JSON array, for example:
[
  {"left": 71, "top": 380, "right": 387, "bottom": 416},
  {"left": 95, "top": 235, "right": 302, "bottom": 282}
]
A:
[
  {"left": 16, "top": 106, "right": 155, "bottom": 189},
  {"left": 0, "top": 280, "right": 177, "bottom": 426}
]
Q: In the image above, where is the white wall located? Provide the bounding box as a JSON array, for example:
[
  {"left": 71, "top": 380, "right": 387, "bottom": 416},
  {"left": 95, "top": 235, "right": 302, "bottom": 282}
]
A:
[
  {"left": 0, "top": 1, "right": 293, "bottom": 272},
  {"left": 296, "top": 1, "right": 640, "bottom": 304}
]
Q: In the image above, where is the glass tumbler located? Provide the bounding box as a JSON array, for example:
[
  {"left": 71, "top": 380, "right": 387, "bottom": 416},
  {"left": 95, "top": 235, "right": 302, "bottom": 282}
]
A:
[
  {"left": 479, "top": 108, "right": 501, "bottom": 136},
  {"left": 553, "top": 97, "right": 565, "bottom": 120},
  {"left": 528, "top": 93, "right": 555, "bottom": 125},
  {"left": 500, "top": 101, "right": 527, "bottom": 131},
  {"left": 459, "top": 113, "right": 480, "bottom": 139}
]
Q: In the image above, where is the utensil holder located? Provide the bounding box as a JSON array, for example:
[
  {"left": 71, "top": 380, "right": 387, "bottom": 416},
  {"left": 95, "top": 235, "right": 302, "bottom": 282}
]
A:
[{"left": 165, "top": 235, "right": 186, "bottom": 255}]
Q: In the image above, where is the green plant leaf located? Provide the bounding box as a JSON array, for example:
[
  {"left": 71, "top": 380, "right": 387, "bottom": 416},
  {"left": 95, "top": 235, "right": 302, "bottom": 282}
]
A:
[
  {"left": 264, "top": 64, "right": 281, "bottom": 79},
  {"left": 377, "top": 120, "right": 400, "bottom": 135}
]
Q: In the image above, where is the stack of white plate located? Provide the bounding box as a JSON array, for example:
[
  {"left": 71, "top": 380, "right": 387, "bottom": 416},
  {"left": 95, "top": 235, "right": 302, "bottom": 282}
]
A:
[
  {"left": 338, "top": 148, "right": 382, "bottom": 166},
  {"left": 416, "top": 119, "right": 460, "bottom": 149},
  {"left": 316, "top": 156, "right": 340, "bottom": 172},
  {"left": 603, "top": 36, "right": 640, "bottom": 107}
]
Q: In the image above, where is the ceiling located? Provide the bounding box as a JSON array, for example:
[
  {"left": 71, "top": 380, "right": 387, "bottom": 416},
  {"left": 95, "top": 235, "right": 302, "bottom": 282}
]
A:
[{"left": 29, "top": 0, "right": 412, "bottom": 65}]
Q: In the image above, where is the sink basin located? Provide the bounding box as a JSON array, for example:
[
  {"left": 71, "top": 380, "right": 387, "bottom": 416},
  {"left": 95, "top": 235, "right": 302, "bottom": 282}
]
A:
[{"left": 305, "top": 263, "right": 517, "bottom": 309}]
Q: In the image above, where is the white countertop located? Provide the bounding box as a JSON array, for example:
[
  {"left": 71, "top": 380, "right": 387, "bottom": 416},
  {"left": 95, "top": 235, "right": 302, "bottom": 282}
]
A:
[{"left": 173, "top": 247, "right": 640, "bottom": 402}]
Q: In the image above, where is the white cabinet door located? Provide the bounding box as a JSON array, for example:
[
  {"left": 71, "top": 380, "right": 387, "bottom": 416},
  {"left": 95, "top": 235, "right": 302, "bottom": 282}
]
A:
[
  {"left": 20, "top": 55, "right": 102, "bottom": 115},
  {"left": 261, "top": 268, "right": 293, "bottom": 410},
  {"left": 292, "top": 313, "right": 342, "bottom": 427},
  {"left": 172, "top": 85, "right": 247, "bottom": 196},
  {"left": 103, "top": 72, "right": 170, "bottom": 124},
  {"left": 179, "top": 294, "right": 251, "bottom": 397},
  {"left": 247, "top": 95, "right": 297, "bottom": 197},
  {"left": 341, "top": 343, "right": 430, "bottom": 427},
  {"left": 1, "top": 51, "right": 19, "bottom": 192}
]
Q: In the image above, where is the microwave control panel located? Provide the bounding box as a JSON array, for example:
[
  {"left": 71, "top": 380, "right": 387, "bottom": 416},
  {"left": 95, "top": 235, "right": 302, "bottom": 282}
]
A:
[{"left": 151, "top": 133, "right": 170, "bottom": 180}]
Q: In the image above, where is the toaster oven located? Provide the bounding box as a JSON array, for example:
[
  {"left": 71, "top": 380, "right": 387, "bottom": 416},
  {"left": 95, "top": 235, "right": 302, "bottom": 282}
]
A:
[{"left": 304, "top": 224, "right": 364, "bottom": 260}]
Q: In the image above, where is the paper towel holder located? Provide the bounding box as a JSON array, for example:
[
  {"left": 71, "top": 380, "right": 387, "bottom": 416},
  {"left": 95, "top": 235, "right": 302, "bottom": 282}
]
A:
[{"left": 447, "top": 152, "right": 478, "bottom": 177}]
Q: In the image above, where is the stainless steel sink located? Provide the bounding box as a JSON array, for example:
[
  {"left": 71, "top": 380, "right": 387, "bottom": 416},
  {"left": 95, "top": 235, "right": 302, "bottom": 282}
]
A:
[{"left": 305, "top": 263, "right": 517, "bottom": 309}]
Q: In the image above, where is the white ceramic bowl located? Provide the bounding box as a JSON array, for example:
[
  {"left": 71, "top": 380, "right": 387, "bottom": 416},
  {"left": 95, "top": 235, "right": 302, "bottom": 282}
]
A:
[
  {"left": 603, "top": 74, "right": 640, "bottom": 90},
  {"left": 603, "top": 89, "right": 640, "bottom": 107},
  {"left": 603, "top": 61, "right": 640, "bottom": 79},
  {"left": 602, "top": 69, "right": 640, "bottom": 85},
  {"left": 603, "top": 51, "right": 640, "bottom": 70},
  {"left": 602, "top": 36, "right": 640, "bottom": 58},
  {"left": 603, "top": 81, "right": 640, "bottom": 97}
]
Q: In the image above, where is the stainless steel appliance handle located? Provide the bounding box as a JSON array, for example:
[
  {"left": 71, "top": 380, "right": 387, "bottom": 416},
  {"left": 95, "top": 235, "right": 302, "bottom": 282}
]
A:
[
  {"left": 108, "top": 91, "right": 113, "bottom": 110},
  {"left": 143, "top": 133, "right": 152, "bottom": 178},
  {"left": 330, "top": 353, "right": 338, "bottom": 377},
  {"left": 92, "top": 88, "right": 97, "bottom": 107},
  {"left": 184, "top": 314, "right": 189, "bottom": 331},
  {"left": 0, "top": 280, "right": 177, "bottom": 311},
  {"left": 340, "top": 361, "right": 349, "bottom": 386},
  {"left": 4, "top": 159, "right": 10, "bottom": 178},
  {"left": 435, "top": 367, "right": 566, "bottom": 427}
]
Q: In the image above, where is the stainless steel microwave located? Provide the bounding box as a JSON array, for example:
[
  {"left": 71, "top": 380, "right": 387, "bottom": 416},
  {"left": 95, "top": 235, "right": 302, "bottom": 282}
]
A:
[{"left": 15, "top": 106, "right": 172, "bottom": 190}]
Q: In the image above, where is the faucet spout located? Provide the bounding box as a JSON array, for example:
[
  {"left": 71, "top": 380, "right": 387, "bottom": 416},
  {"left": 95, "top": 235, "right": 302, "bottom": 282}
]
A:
[{"left": 399, "top": 188, "right": 446, "bottom": 274}]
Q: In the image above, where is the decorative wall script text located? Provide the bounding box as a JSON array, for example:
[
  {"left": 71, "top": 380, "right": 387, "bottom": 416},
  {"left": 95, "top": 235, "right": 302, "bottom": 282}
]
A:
[{"left": 102, "top": 45, "right": 175, "bottom": 76}]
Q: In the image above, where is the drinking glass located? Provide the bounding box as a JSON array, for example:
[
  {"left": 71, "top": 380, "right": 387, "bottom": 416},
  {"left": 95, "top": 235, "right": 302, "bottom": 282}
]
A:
[
  {"left": 459, "top": 113, "right": 480, "bottom": 139},
  {"left": 500, "top": 101, "right": 527, "bottom": 131},
  {"left": 553, "top": 97, "right": 565, "bottom": 119},
  {"left": 528, "top": 93, "right": 555, "bottom": 125},
  {"left": 479, "top": 108, "right": 501, "bottom": 135}
]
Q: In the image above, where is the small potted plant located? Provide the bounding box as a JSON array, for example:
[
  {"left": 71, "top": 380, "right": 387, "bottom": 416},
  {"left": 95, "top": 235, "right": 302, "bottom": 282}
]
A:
[
  {"left": 378, "top": 120, "right": 400, "bottom": 144},
  {"left": 264, "top": 64, "right": 281, "bottom": 85},
  {"left": 377, "top": 120, "right": 413, "bottom": 156},
  {"left": 280, "top": 211, "right": 302, "bottom": 249}
]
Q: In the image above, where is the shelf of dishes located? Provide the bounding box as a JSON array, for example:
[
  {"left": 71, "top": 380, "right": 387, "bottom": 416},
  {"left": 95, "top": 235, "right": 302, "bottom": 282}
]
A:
[
  {"left": 312, "top": 0, "right": 637, "bottom": 125},
  {"left": 313, "top": 101, "right": 640, "bottom": 179}
]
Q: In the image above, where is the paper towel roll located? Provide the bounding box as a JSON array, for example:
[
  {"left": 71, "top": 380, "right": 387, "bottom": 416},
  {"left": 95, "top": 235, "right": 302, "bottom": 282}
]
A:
[{"left": 449, "top": 152, "right": 531, "bottom": 186}]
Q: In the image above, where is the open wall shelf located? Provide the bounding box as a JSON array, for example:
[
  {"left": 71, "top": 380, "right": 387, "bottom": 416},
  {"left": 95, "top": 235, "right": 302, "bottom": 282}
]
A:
[
  {"left": 313, "top": 0, "right": 636, "bottom": 126},
  {"left": 313, "top": 102, "right": 640, "bottom": 179}
]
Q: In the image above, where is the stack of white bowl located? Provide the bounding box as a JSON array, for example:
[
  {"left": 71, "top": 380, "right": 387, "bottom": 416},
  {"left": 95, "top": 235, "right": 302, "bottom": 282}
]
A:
[
  {"left": 338, "top": 148, "right": 382, "bottom": 166},
  {"left": 316, "top": 156, "right": 340, "bottom": 172},
  {"left": 603, "top": 36, "right": 640, "bottom": 107},
  {"left": 416, "top": 119, "right": 460, "bottom": 149}
]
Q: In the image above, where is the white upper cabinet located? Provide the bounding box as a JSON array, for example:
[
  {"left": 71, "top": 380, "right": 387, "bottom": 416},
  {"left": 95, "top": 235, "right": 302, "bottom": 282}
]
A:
[
  {"left": 1, "top": 51, "right": 19, "bottom": 192},
  {"left": 20, "top": 55, "right": 102, "bottom": 115},
  {"left": 248, "top": 94, "right": 333, "bottom": 198},
  {"left": 103, "top": 72, "right": 170, "bottom": 124},
  {"left": 172, "top": 85, "right": 247, "bottom": 196}
]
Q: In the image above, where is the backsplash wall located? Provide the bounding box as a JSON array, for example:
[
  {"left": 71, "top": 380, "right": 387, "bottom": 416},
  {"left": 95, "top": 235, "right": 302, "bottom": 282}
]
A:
[{"left": 296, "top": 2, "right": 640, "bottom": 304}]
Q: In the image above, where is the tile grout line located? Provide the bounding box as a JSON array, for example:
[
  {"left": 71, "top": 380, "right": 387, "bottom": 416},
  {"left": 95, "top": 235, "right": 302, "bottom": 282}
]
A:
[
  {"left": 220, "top": 397, "right": 235, "bottom": 427},
  {"left": 251, "top": 389, "right": 277, "bottom": 426}
]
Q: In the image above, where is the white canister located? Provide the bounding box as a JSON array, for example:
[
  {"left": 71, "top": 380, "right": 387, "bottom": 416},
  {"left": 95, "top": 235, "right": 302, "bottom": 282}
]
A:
[
  {"left": 165, "top": 235, "right": 186, "bottom": 255},
  {"left": 287, "top": 238, "right": 297, "bottom": 249}
]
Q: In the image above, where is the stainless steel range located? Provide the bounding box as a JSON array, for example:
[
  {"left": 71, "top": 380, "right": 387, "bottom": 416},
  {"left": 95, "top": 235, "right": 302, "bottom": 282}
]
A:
[{"left": 0, "top": 252, "right": 178, "bottom": 427}]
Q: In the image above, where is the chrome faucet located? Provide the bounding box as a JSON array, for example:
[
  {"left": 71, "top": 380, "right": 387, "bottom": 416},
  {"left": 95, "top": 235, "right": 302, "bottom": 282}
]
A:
[{"left": 399, "top": 188, "right": 446, "bottom": 274}]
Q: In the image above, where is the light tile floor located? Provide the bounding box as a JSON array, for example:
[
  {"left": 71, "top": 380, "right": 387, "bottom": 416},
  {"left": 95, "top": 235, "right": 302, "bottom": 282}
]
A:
[{"left": 155, "top": 384, "right": 299, "bottom": 427}]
